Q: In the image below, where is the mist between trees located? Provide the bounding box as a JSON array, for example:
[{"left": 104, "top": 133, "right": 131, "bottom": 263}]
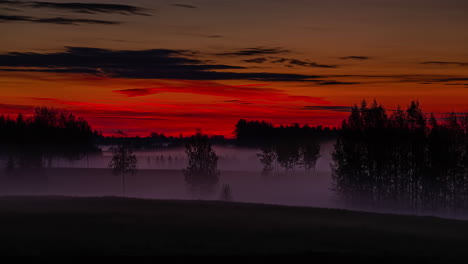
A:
[
  {"left": 333, "top": 100, "right": 468, "bottom": 214},
  {"left": 1, "top": 101, "right": 468, "bottom": 214},
  {"left": 234, "top": 119, "right": 336, "bottom": 175}
]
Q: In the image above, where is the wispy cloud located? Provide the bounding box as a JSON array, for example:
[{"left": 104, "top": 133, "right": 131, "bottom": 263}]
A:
[
  {"left": 242, "top": 57, "right": 268, "bottom": 63},
  {"left": 243, "top": 56, "right": 338, "bottom": 68},
  {"left": 216, "top": 47, "right": 290, "bottom": 56},
  {"left": 287, "top": 58, "right": 337, "bottom": 68},
  {"left": 0, "top": 14, "right": 119, "bottom": 24},
  {"left": 172, "top": 3, "right": 197, "bottom": 9},
  {"left": 421, "top": 61, "right": 468, "bottom": 67},
  {"left": 207, "top": 35, "right": 223, "bottom": 38},
  {"left": 317, "top": 81, "right": 359, "bottom": 85},
  {"left": 0, "top": 46, "right": 326, "bottom": 82},
  {"left": 340, "top": 56, "right": 371, "bottom": 60},
  {"left": 0, "top": 1, "right": 151, "bottom": 15},
  {"left": 302, "top": 105, "right": 352, "bottom": 112}
]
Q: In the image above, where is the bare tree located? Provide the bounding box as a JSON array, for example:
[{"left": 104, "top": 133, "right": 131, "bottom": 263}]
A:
[
  {"left": 302, "top": 142, "right": 321, "bottom": 173},
  {"left": 219, "top": 184, "right": 233, "bottom": 202},
  {"left": 257, "top": 146, "right": 276, "bottom": 175},
  {"left": 108, "top": 143, "right": 137, "bottom": 196},
  {"left": 184, "top": 130, "right": 220, "bottom": 196}
]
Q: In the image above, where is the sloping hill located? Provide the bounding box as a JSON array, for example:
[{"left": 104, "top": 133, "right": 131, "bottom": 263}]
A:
[{"left": 0, "top": 196, "right": 467, "bottom": 260}]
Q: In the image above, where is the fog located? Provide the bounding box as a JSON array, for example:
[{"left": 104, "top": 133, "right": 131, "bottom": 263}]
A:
[
  {"left": 0, "top": 141, "right": 466, "bottom": 220},
  {"left": 0, "top": 142, "right": 335, "bottom": 205}
]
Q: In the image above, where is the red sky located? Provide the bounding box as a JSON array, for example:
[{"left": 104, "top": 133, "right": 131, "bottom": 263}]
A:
[{"left": 0, "top": 0, "right": 467, "bottom": 136}]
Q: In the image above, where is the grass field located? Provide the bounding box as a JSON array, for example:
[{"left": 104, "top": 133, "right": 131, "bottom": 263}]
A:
[{"left": 0, "top": 196, "right": 467, "bottom": 259}]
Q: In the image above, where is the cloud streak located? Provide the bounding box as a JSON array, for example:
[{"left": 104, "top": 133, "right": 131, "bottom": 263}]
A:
[
  {"left": 340, "top": 56, "right": 370, "bottom": 60},
  {"left": 0, "top": 14, "right": 119, "bottom": 25},
  {"left": 172, "top": 3, "right": 197, "bottom": 9},
  {"left": 0, "top": 46, "right": 328, "bottom": 82},
  {"left": 216, "top": 47, "right": 290, "bottom": 56},
  {"left": 0, "top": 1, "right": 151, "bottom": 15},
  {"left": 243, "top": 56, "right": 338, "bottom": 68},
  {"left": 302, "top": 105, "right": 352, "bottom": 112},
  {"left": 422, "top": 61, "right": 468, "bottom": 67}
]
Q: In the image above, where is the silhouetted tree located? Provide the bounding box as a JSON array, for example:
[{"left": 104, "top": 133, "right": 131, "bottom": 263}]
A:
[
  {"left": 219, "top": 184, "right": 233, "bottom": 202},
  {"left": 301, "top": 141, "right": 321, "bottom": 173},
  {"left": 0, "top": 107, "right": 98, "bottom": 168},
  {"left": 108, "top": 143, "right": 138, "bottom": 196},
  {"left": 184, "top": 130, "right": 220, "bottom": 196},
  {"left": 257, "top": 146, "right": 277, "bottom": 175},
  {"left": 5, "top": 155, "right": 14, "bottom": 174},
  {"left": 332, "top": 100, "right": 468, "bottom": 214},
  {"left": 235, "top": 119, "right": 336, "bottom": 147}
]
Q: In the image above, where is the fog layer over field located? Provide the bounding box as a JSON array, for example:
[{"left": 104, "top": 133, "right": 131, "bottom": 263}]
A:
[
  {"left": 1, "top": 141, "right": 466, "bottom": 219},
  {"left": 0, "top": 142, "right": 336, "bottom": 207}
]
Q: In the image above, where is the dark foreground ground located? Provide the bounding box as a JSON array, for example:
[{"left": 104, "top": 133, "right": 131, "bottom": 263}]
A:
[{"left": 0, "top": 197, "right": 467, "bottom": 260}]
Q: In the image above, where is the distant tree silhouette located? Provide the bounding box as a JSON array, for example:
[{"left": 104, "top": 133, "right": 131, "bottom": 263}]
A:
[
  {"left": 301, "top": 140, "right": 321, "bottom": 173},
  {"left": 332, "top": 100, "right": 468, "bottom": 214},
  {"left": 257, "top": 146, "right": 277, "bottom": 175},
  {"left": 184, "top": 130, "right": 220, "bottom": 196},
  {"left": 95, "top": 131, "right": 229, "bottom": 150},
  {"left": 0, "top": 107, "right": 98, "bottom": 169},
  {"left": 235, "top": 119, "right": 328, "bottom": 175},
  {"left": 5, "top": 155, "right": 14, "bottom": 174},
  {"left": 108, "top": 143, "right": 138, "bottom": 196},
  {"left": 235, "top": 119, "right": 336, "bottom": 147},
  {"left": 219, "top": 184, "right": 233, "bottom": 202}
]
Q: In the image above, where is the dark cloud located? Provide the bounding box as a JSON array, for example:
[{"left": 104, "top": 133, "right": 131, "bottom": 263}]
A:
[
  {"left": 288, "top": 59, "right": 337, "bottom": 68},
  {"left": 400, "top": 76, "right": 468, "bottom": 83},
  {"left": 0, "top": 14, "right": 31, "bottom": 21},
  {"left": 172, "top": 3, "right": 197, "bottom": 9},
  {"left": 0, "top": 0, "right": 21, "bottom": 4},
  {"left": 216, "top": 47, "right": 338, "bottom": 68},
  {"left": 0, "top": 14, "right": 119, "bottom": 25},
  {"left": 0, "top": 103, "right": 35, "bottom": 113},
  {"left": 111, "top": 88, "right": 155, "bottom": 97},
  {"left": 243, "top": 57, "right": 268, "bottom": 63},
  {"left": 340, "top": 56, "right": 371, "bottom": 60},
  {"left": 271, "top": 58, "right": 288, "bottom": 64},
  {"left": 326, "top": 74, "right": 468, "bottom": 84},
  {"left": 317, "top": 81, "right": 359, "bottom": 85},
  {"left": 269, "top": 57, "right": 338, "bottom": 68},
  {"left": 222, "top": 100, "right": 251, "bottom": 105},
  {"left": 207, "top": 35, "right": 223, "bottom": 38},
  {"left": 216, "top": 47, "right": 289, "bottom": 56},
  {"left": 0, "top": 46, "right": 324, "bottom": 82},
  {"left": 35, "top": 17, "right": 118, "bottom": 25},
  {"left": 1, "top": 6, "right": 20, "bottom": 11},
  {"left": 421, "top": 61, "right": 468, "bottom": 67},
  {"left": 0, "top": 1, "right": 151, "bottom": 15},
  {"left": 302, "top": 105, "right": 352, "bottom": 112}
]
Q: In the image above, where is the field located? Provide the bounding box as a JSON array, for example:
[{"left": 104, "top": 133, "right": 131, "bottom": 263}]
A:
[
  {"left": 0, "top": 196, "right": 467, "bottom": 259},
  {"left": 0, "top": 168, "right": 334, "bottom": 208}
]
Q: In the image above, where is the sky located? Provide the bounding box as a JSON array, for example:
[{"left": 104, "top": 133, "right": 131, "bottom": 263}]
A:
[{"left": 0, "top": 0, "right": 467, "bottom": 136}]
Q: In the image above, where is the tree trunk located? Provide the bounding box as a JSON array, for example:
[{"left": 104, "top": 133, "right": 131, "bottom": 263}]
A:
[{"left": 122, "top": 171, "right": 125, "bottom": 197}]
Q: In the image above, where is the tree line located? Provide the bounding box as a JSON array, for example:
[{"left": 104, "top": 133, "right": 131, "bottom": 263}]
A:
[
  {"left": 0, "top": 107, "right": 98, "bottom": 169},
  {"left": 3, "top": 103, "right": 468, "bottom": 213},
  {"left": 235, "top": 119, "right": 336, "bottom": 147},
  {"left": 95, "top": 132, "right": 229, "bottom": 150},
  {"left": 332, "top": 100, "right": 468, "bottom": 214},
  {"left": 235, "top": 119, "right": 330, "bottom": 175}
]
